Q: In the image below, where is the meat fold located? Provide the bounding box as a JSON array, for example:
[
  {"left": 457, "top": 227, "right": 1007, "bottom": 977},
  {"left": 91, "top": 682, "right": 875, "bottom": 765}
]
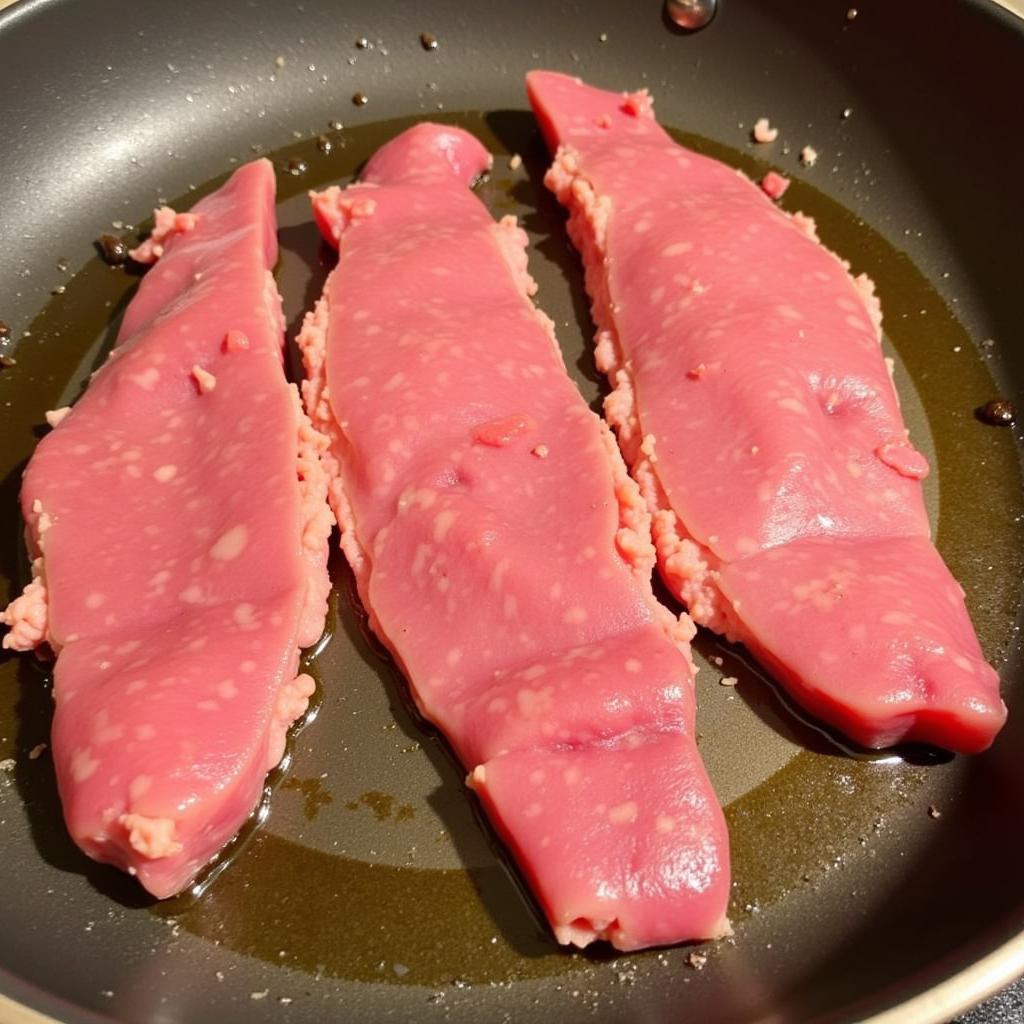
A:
[
  {"left": 1, "top": 159, "right": 334, "bottom": 897},
  {"left": 527, "top": 71, "right": 1005, "bottom": 754},
  {"left": 298, "top": 123, "right": 730, "bottom": 950}
]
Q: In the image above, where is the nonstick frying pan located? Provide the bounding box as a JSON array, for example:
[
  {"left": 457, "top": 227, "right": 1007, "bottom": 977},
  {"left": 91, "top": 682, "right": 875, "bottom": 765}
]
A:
[{"left": 1, "top": 1, "right": 1023, "bottom": 1021}]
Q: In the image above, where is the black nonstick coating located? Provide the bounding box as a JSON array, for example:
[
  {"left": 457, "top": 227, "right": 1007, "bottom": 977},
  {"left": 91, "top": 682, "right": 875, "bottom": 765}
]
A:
[{"left": 1, "top": 1, "right": 1023, "bottom": 1022}]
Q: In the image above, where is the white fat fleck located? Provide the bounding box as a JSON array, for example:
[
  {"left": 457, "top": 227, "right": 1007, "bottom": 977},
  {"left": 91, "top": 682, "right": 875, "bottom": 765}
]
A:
[
  {"left": 71, "top": 748, "right": 99, "bottom": 782},
  {"left": 608, "top": 801, "right": 638, "bottom": 825},
  {"left": 191, "top": 364, "right": 217, "bottom": 393},
  {"left": 777, "top": 397, "right": 808, "bottom": 415},
  {"left": 217, "top": 679, "right": 239, "bottom": 699},
  {"left": 85, "top": 592, "right": 106, "bottom": 610},
  {"left": 210, "top": 524, "right": 249, "bottom": 562},
  {"left": 656, "top": 814, "right": 676, "bottom": 834},
  {"left": 135, "top": 724, "right": 156, "bottom": 741},
  {"left": 625, "top": 659, "right": 642, "bottom": 674},
  {"left": 179, "top": 585, "right": 204, "bottom": 605},
  {"left": 130, "top": 367, "right": 161, "bottom": 390},
  {"left": 432, "top": 510, "right": 456, "bottom": 543},
  {"left": 563, "top": 607, "right": 587, "bottom": 624},
  {"left": 197, "top": 700, "right": 220, "bottom": 712},
  {"left": 661, "top": 241, "right": 692, "bottom": 258},
  {"left": 234, "top": 603, "right": 257, "bottom": 628},
  {"left": 529, "top": 769, "right": 545, "bottom": 786},
  {"left": 240, "top": 660, "right": 257, "bottom": 673},
  {"left": 490, "top": 557, "right": 511, "bottom": 593},
  {"left": 445, "top": 648, "right": 462, "bottom": 667},
  {"left": 129, "top": 775, "right": 153, "bottom": 800},
  {"left": 881, "top": 611, "right": 913, "bottom": 626},
  {"left": 523, "top": 802, "right": 543, "bottom": 819},
  {"left": 149, "top": 569, "right": 171, "bottom": 593},
  {"left": 153, "top": 464, "right": 178, "bottom": 483},
  {"left": 563, "top": 766, "right": 582, "bottom": 786}
]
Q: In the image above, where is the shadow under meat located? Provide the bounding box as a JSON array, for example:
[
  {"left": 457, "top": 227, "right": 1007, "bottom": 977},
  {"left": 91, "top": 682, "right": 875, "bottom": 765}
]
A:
[
  {"left": 330, "top": 557, "right": 560, "bottom": 960},
  {"left": 484, "top": 109, "right": 605, "bottom": 407}
]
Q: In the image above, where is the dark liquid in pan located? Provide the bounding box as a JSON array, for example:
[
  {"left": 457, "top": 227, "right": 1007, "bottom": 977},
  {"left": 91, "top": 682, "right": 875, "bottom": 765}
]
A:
[{"left": 0, "top": 111, "right": 1019, "bottom": 990}]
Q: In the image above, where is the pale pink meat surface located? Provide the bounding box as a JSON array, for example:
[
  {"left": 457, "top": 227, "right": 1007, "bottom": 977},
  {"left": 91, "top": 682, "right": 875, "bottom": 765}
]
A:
[
  {"left": 298, "top": 123, "right": 730, "bottom": 950},
  {"left": 527, "top": 71, "right": 1005, "bottom": 754},
  {"left": 1, "top": 160, "right": 333, "bottom": 897}
]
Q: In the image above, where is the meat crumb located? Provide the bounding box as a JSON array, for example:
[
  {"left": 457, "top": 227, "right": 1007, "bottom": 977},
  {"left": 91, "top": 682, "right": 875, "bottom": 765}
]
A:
[
  {"left": 45, "top": 406, "right": 72, "bottom": 428},
  {"left": 509, "top": 153, "right": 523, "bottom": 170},
  {"left": 752, "top": 118, "right": 779, "bottom": 143},
  {"left": 640, "top": 433, "right": 659, "bottom": 464},
  {"left": 686, "top": 951, "right": 708, "bottom": 970},
  {"left": 0, "top": 758, "right": 15, "bottom": 772},
  {"left": 760, "top": 171, "right": 790, "bottom": 200},
  {"left": 531, "top": 444, "right": 549, "bottom": 459},
  {"left": 800, "top": 145, "right": 819, "bottom": 167},
  {"left": 223, "top": 330, "right": 250, "bottom": 353},
  {"left": 927, "top": 805, "right": 942, "bottom": 819},
  {"left": 720, "top": 676, "right": 738, "bottom": 687},
  {"left": 274, "top": 55, "right": 285, "bottom": 68},
  {"left": 191, "top": 365, "right": 217, "bottom": 394},
  {"left": 28, "top": 743, "right": 47, "bottom": 760},
  {"left": 250, "top": 990, "right": 269, "bottom": 1000}
]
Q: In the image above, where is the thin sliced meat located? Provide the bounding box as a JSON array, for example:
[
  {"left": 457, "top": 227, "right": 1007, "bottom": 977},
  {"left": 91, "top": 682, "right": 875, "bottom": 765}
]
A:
[
  {"left": 1, "top": 159, "right": 334, "bottom": 897},
  {"left": 298, "top": 123, "right": 729, "bottom": 950},
  {"left": 527, "top": 71, "right": 1005, "bottom": 754}
]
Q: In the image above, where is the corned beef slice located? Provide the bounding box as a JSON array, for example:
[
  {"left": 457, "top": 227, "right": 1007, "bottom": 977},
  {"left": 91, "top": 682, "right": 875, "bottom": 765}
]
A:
[
  {"left": 527, "top": 71, "right": 1005, "bottom": 754},
  {"left": 1, "top": 159, "right": 333, "bottom": 897},
  {"left": 299, "top": 123, "right": 729, "bottom": 950}
]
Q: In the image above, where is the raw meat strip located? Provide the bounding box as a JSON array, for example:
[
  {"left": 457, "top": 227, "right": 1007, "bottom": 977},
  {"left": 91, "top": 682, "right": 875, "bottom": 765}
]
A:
[
  {"left": 298, "top": 123, "right": 729, "bottom": 950},
  {"left": 0, "top": 160, "right": 333, "bottom": 897},
  {"left": 527, "top": 71, "right": 1005, "bottom": 754}
]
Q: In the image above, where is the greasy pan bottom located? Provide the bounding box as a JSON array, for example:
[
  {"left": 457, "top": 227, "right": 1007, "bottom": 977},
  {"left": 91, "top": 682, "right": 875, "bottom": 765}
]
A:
[{"left": 0, "top": 2, "right": 1023, "bottom": 1022}]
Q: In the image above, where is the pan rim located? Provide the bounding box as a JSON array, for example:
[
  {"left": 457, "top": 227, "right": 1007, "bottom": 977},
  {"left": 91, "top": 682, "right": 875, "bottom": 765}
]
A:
[{"left": 0, "top": 0, "right": 1022, "bottom": 1022}]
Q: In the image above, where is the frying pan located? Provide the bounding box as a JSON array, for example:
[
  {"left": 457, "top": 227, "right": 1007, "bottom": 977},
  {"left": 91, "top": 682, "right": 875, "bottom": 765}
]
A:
[{"left": 1, "top": 0, "right": 1023, "bottom": 1021}]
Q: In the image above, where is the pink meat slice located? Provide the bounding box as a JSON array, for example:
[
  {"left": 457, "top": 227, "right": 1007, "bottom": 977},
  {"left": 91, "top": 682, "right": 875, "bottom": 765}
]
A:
[
  {"left": 0, "top": 159, "right": 333, "bottom": 897},
  {"left": 298, "top": 123, "right": 729, "bottom": 950},
  {"left": 527, "top": 71, "right": 1005, "bottom": 754}
]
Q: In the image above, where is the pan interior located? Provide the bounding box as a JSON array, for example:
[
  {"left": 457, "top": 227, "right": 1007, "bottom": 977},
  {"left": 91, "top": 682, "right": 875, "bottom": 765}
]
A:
[{"left": 0, "top": 105, "right": 1021, "bottom": 1024}]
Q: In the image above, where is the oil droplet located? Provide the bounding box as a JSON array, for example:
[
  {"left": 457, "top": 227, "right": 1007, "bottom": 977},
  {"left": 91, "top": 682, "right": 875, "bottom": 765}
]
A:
[
  {"left": 97, "top": 233, "right": 129, "bottom": 266},
  {"left": 665, "top": 0, "right": 717, "bottom": 31},
  {"left": 977, "top": 399, "right": 1015, "bottom": 426}
]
